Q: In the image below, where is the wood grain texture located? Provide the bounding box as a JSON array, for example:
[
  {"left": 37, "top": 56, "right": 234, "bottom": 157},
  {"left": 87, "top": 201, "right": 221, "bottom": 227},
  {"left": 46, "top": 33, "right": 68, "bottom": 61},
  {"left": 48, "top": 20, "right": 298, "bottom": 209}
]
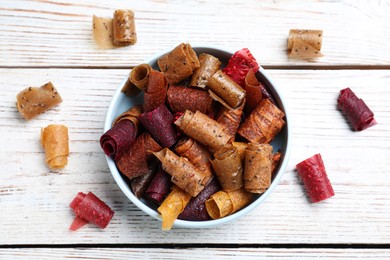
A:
[
  {"left": 1, "top": 68, "right": 389, "bottom": 245},
  {"left": 1, "top": 248, "right": 390, "bottom": 259},
  {"left": 0, "top": 0, "right": 389, "bottom": 68}
]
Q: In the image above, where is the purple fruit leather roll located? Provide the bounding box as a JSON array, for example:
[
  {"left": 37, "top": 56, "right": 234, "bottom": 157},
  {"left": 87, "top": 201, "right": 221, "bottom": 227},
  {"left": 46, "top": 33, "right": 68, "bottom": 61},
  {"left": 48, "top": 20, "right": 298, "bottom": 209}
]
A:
[{"left": 145, "top": 166, "right": 173, "bottom": 205}]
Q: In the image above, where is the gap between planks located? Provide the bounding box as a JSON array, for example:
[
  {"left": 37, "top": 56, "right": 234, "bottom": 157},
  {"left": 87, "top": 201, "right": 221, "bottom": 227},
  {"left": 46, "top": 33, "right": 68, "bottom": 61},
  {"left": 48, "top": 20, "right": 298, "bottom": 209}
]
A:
[{"left": 1, "top": 243, "right": 390, "bottom": 249}]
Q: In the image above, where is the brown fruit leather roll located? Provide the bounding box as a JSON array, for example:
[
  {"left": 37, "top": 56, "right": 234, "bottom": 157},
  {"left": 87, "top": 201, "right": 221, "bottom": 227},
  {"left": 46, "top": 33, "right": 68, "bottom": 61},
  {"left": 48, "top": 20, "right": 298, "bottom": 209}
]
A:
[
  {"left": 287, "top": 29, "right": 323, "bottom": 59},
  {"left": 16, "top": 82, "right": 62, "bottom": 120},
  {"left": 116, "top": 132, "right": 162, "bottom": 180},
  {"left": 211, "top": 145, "right": 243, "bottom": 192},
  {"left": 189, "top": 53, "right": 221, "bottom": 89},
  {"left": 112, "top": 10, "right": 137, "bottom": 45},
  {"left": 175, "top": 137, "right": 213, "bottom": 186},
  {"left": 129, "top": 63, "right": 152, "bottom": 91},
  {"left": 216, "top": 101, "right": 245, "bottom": 137},
  {"left": 244, "top": 143, "right": 273, "bottom": 193},
  {"left": 207, "top": 70, "right": 246, "bottom": 109},
  {"left": 143, "top": 70, "right": 168, "bottom": 112},
  {"left": 174, "top": 110, "right": 232, "bottom": 150},
  {"left": 238, "top": 99, "right": 285, "bottom": 143},
  {"left": 167, "top": 85, "right": 213, "bottom": 114},
  {"left": 153, "top": 148, "right": 206, "bottom": 197},
  {"left": 157, "top": 43, "right": 200, "bottom": 84},
  {"left": 244, "top": 69, "right": 263, "bottom": 115}
]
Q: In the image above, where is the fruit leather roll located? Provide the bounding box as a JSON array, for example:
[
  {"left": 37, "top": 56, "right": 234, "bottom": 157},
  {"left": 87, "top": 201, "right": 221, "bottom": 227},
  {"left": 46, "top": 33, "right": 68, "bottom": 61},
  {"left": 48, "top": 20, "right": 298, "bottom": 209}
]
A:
[
  {"left": 205, "top": 188, "right": 253, "bottom": 219},
  {"left": 178, "top": 177, "right": 221, "bottom": 221},
  {"left": 296, "top": 153, "right": 334, "bottom": 203},
  {"left": 211, "top": 145, "right": 243, "bottom": 192},
  {"left": 158, "top": 185, "right": 191, "bottom": 230},
  {"left": 116, "top": 132, "right": 161, "bottom": 180},
  {"left": 244, "top": 69, "right": 263, "bottom": 115},
  {"left": 121, "top": 64, "right": 152, "bottom": 96},
  {"left": 215, "top": 101, "right": 245, "bottom": 137},
  {"left": 244, "top": 143, "right": 273, "bottom": 194},
  {"left": 158, "top": 43, "right": 200, "bottom": 85},
  {"left": 207, "top": 70, "right": 246, "bottom": 109},
  {"left": 41, "top": 124, "right": 69, "bottom": 169},
  {"left": 145, "top": 165, "right": 172, "bottom": 205},
  {"left": 287, "top": 29, "right": 323, "bottom": 59},
  {"left": 130, "top": 159, "right": 159, "bottom": 199},
  {"left": 189, "top": 53, "right": 221, "bottom": 89},
  {"left": 153, "top": 148, "right": 207, "bottom": 197},
  {"left": 337, "top": 87, "right": 376, "bottom": 131},
  {"left": 174, "top": 110, "right": 232, "bottom": 150},
  {"left": 100, "top": 105, "right": 142, "bottom": 160},
  {"left": 138, "top": 104, "right": 177, "bottom": 147},
  {"left": 238, "top": 99, "right": 285, "bottom": 143},
  {"left": 143, "top": 70, "right": 168, "bottom": 112},
  {"left": 16, "top": 82, "right": 62, "bottom": 120},
  {"left": 113, "top": 10, "right": 137, "bottom": 45},
  {"left": 167, "top": 85, "right": 213, "bottom": 114},
  {"left": 174, "top": 137, "right": 213, "bottom": 186}
]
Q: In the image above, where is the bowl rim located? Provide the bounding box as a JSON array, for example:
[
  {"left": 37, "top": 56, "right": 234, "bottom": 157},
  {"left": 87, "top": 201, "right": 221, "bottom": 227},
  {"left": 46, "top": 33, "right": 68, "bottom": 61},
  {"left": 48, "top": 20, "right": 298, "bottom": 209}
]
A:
[{"left": 104, "top": 44, "right": 292, "bottom": 228}]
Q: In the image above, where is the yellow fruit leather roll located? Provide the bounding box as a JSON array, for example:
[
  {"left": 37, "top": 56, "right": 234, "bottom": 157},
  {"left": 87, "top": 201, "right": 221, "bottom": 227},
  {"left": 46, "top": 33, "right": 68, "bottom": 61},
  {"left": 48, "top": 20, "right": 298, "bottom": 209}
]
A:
[
  {"left": 287, "top": 29, "right": 323, "bottom": 59},
  {"left": 41, "top": 124, "right": 69, "bottom": 169},
  {"left": 174, "top": 110, "right": 232, "bottom": 150},
  {"left": 153, "top": 148, "right": 207, "bottom": 197},
  {"left": 157, "top": 43, "right": 200, "bottom": 84},
  {"left": 207, "top": 70, "right": 246, "bottom": 109},
  {"left": 16, "top": 82, "right": 62, "bottom": 120},
  {"left": 158, "top": 185, "right": 191, "bottom": 230},
  {"left": 205, "top": 188, "right": 253, "bottom": 219},
  {"left": 244, "top": 143, "right": 273, "bottom": 193},
  {"left": 190, "top": 53, "right": 221, "bottom": 89},
  {"left": 211, "top": 145, "right": 243, "bottom": 192}
]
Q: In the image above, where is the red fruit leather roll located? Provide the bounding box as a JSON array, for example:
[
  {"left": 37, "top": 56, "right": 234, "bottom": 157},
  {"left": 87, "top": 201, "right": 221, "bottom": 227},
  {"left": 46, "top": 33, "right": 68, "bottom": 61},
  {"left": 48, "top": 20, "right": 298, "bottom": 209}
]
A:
[
  {"left": 167, "top": 85, "right": 213, "bottom": 114},
  {"left": 222, "top": 48, "right": 260, "bottom": 87},
  {"left": 145, "top": 165, "right": 173, "bottom": 205},
  {"left": 100, "top": 120, "right": 136, "bottom": 160},
  {"left": 69, "top": 192, "right": 114, "bottom": 230},
  {"left": 138, "top": 104, "right": 177, "bottom": 147},
  {"left": 337, "top": 88, "right": 376, "bottom": 131},
  {"left": 296, "top": 154, "right": 334, "bottom": 203},
  {"left": 143, "top": 70, "right": 168, "bottom": 112},
  {"left": 178, "top": 177, "right": 221, "bottom": 221},
  {"left": 116, "top": 132, "right": 162, "bottom": 180}
]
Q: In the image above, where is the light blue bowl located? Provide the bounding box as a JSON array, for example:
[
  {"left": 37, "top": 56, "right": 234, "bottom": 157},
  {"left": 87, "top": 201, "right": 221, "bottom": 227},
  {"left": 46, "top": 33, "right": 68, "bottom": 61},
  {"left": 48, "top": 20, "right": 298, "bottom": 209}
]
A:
[{"left": 104, "top": 45, "right": 291, "bottom": 228}]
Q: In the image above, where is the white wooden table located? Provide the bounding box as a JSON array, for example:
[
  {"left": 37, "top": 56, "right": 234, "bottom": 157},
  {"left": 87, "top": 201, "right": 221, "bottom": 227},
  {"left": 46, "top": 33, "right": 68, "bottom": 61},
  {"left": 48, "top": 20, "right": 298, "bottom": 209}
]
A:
[{"left": 1, "top": 0, "right": 389, "bottom": 259}]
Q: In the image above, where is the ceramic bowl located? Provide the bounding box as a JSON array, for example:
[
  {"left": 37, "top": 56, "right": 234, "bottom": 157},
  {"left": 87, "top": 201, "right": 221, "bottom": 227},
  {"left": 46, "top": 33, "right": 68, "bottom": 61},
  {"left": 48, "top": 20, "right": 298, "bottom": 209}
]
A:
[{"left": 104, "top": 45, "right": 291, "bottom": 228}]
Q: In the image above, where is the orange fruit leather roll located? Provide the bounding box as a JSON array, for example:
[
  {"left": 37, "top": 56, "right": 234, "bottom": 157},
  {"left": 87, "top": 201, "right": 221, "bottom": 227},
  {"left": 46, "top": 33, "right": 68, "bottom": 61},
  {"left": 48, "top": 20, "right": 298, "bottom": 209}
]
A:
[
  {"left": 205, "top": 188, "right": 253, "bottom": 219},
  {"left": 174, "top": 137, "right": 214, "bottom": 186},
  {"left": 174, "top": 110, "right": 232, "bottom": 150},
  {"left": 153, "top": 148, "right": 207, "bottom": 197},
  {"left": 158, "top": 43, "right": 200, "bottom": 85},
  {"left": 116, "top": 132, "right": 161, "bottom": 180},
  {"left": 244, "top": 69, "right": 263, "bottom": 115},
  {"left": 207, "top": 70, "right": 246, "bottom": 109},
  {"left": 121, "top": 64, "right": 152, "bottom": 97},
  {"left": 143, "top": 70, "right": 168, "bottom": 112},
  {"left": 211, "top": 145, "right": 243, "bottom": 192},
  {"left": 287, "top": 29, "right": 323, "bottom": 59},
  {"left": 41, "top": 124, "right": 69, "bottom": 169},
  {"left": 189, "top": 53, "right": 221, "bottom": 89},
  {"left": 113, "top": 10, "right": 137, "bottom": 45},
  {"left": 237, "top": 99, "right": 285, "bottom": 143},
  {"left": 158, "top": 185, "right": 191, "bottom": 230},
  {"left": 244, "top": 143, "right": 273, "bottom": 194},
  {"left": 16, "top": 82, "right": 62, "bottom": 120},
  {"left": 215, "top": 101, "right": 245, "bottom": 137}
]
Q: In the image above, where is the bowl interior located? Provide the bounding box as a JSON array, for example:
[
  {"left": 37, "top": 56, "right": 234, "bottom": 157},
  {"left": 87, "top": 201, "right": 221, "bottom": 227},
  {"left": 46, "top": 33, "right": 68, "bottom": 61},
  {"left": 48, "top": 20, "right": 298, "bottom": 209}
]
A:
[{"left": 104, "top": 45, "right": 291, "bottom": 228}]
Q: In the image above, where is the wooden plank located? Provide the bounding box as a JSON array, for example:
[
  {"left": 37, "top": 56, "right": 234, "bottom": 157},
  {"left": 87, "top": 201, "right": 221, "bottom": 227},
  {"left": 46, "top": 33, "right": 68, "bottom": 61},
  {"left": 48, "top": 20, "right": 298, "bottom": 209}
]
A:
[
  {"left": 0, "top": 248, "right": 390, "bottom": 259},
  {"left": 0, "top": 0, "right": 389, "bottom": 67},
  {"left": 0, "top": 69, "right": 389, "bottom": 245}
]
